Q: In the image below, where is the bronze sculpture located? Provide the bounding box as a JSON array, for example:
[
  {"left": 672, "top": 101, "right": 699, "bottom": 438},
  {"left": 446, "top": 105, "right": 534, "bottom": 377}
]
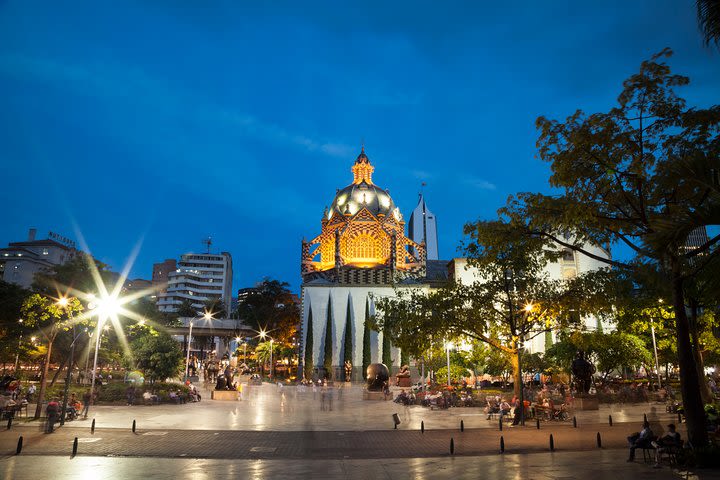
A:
[
  {"left": 366, "top": 363, "right": 389, "bottom": 391},
  {"left": 571, "top": 351, "right": 596, "bottom": 394}
]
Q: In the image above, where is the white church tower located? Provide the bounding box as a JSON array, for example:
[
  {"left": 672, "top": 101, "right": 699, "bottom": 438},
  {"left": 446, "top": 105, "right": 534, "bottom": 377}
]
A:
[{"left": 408, "top": 193, "right": 439, "bottom": 260}]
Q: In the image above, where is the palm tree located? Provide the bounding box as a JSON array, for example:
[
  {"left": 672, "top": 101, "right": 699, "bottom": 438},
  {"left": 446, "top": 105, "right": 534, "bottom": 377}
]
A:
[
  {"left": 255, "top": 341, "right": 277, "bottom": 377},
  {"left": 697, "top": 0, "right": 720, "bottom": 49}
]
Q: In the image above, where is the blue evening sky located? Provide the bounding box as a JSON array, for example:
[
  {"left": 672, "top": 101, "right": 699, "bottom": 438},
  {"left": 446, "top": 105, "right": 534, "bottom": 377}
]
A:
[{"left": 1, "top": 1, "right": 718, "bottom": 294}]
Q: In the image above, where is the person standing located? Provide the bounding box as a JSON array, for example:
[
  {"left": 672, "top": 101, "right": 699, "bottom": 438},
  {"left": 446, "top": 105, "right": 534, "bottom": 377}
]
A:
[
  {"left": 81, "top": 390, "right": 91, "bottom": 418},
  {"left": 45, "top": 398, "right": 60, "bottom": 433}
]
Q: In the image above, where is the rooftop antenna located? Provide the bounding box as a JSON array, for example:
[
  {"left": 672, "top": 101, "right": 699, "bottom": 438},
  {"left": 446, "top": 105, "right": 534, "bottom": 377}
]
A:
[
  {"left": 202, "top": 236, "right": 212, "bottom": 254},
  {"left": 419, "top": 181, "right": 427, "bottom": 199}
]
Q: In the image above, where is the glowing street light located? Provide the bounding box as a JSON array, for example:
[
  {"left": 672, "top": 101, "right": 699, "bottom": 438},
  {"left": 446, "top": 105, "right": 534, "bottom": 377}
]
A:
[
  {"left": 185, "top": 311, "right": 213, "bottom": 381},
  {"left": 260, "top": 330, "right": 274, "bottom": 379},
  {"left": 87, "top": 292, "right": 122, "bottom": 417}
]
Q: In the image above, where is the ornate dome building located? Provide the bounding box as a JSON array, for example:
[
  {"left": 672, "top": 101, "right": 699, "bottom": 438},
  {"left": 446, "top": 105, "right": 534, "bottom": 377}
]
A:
[
  {"left": 299, "top": 148, "right": 442, "bottom": 382},
  {"left": 301, "top": 148, "right": 426, "bottom": 285}
]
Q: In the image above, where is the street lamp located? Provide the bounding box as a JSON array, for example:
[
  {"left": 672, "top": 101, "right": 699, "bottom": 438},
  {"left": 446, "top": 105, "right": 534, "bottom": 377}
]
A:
[
  {"left": 651, "top": 299, "right": 664, "bottom": 388},
  {"left": 13, "top": 319, "right": 23, "bottom": 373},
  {"left": 259, "top": 330, "right": 274, "bottom": 379},
  {"left": 445, "top": 340, "right": 452, "bottom": 387},
  {"left": 87, "top": 293, "right": 121, "bottom": 418},
  {"left": 185, "top": 311, "right": 213, "bottom": 381}
]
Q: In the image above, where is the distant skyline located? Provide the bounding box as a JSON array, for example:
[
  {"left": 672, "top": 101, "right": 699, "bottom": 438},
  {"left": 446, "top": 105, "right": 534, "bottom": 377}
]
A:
[{"left": 1, "top": 1, "right": 719, "bottom": 293}]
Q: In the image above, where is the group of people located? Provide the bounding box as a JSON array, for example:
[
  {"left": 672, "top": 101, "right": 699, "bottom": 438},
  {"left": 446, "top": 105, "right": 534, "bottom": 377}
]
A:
[{"left": 627, "top": 421, "right": 682, "bottom": 467}]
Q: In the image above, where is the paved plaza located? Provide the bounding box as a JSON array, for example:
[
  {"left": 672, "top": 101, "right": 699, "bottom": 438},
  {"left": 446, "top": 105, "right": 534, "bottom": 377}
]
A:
[{"left": 1, "top": 384, "right": 717, "bottom": 479}]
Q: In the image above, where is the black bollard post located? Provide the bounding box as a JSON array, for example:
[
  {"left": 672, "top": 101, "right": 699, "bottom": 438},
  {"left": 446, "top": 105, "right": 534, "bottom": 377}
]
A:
[
  {"left": 91, "top": 418, "right": 95, "bottom": 434},
  {"left": 421, "top": 421, "right": 424, "bottom": 434},
  {"left": 460, "top": 420, "right": 464, "bottom": 432},
  {"left": 643, "top": 413, "right": 647, "bottom": 423},
  {"left": 16, "top": 436, "right": 23, "bottom": 455},
  {"left": 596, "top": 432, "right": 602, "bottom": 448},
  {"left": 132, "top": 419, "right": 136, "bottom": 433},
  {"left": 549, "top": 434, "right": 555, "bottom": 451},
  {"left": 536, "top": 418, "right": 540, "bottom": 430},
  {"left": 573, "top": 416, "right": 577, "bottom": 428},
  {"left": 678, "top": 412, "right": 682, "bottom": 424},
  {"left": 72, "top": 437, "right": 78, "bottom": 457},
  {"left": 608, "top": 415, "right": 613, "bottom": 427},
  {"left": 450, "top": 437, "right": 454, "bottom": 455},
  {"left": 499, "top": 417, "right": 503, "bottom": 431},
  {"left": 7, "top": 415, "right": 12, "bottom": 430},
  {"left": 500, "top": 436, "right": 505, "bottom": 453}
]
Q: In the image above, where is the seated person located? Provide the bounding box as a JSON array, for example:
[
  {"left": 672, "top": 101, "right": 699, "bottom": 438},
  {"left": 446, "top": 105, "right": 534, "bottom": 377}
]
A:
[
  {"left": 652, "top": 423, "right": 682, "bottom": 467},
  {"left": 168, "top": 391, "right": 183, "bottom": 404},
  {"left": 143, "top": 390, "right": 159, "bottom": 404},
  {"left": 485, "top": 398, "right": 500, "bottom": 419},
  {"left": 627, "top": 421, "right": 655, "bottom": 461},
  {"left": 499, "top": 399, "right": 511, "bottom": 417}
]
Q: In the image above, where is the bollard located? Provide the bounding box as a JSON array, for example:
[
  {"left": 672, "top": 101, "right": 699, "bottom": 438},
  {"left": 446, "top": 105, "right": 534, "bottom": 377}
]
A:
[
  {"left": 450, "top": 437, "right": 454, "bottom": 455},
  {"left": 643, "top": 413, "right": 647, "bottom": 424},
  {"left": 500, "top": 436, "right": 505, "bottom": 453},
  {"left": 499, "top": 417, "right": 503, "bottom": 431},
  {"left": 536, "top": 418, "right": 540, "bottom": 430},
  {"left": 421, "top": 421, "right": 424, "bottom": 434},
  {"left": 72, "top": 437, "right": 78, "bottom": 457},
  {"left": 597, "top": 432, "right": 602, "bottom": 448},
  {"left": 608, "top": 415, "right": 613, "bottom": 427},
  {"left": 7, "top": 415, "right": 12, "bottom": 430},
  {"left": 460, "top": 420, "right": 464, "bottom": 432},
  {"left": 573, "top": 416, "right": 577, "bottom": 428},
  {"left": 678, "top": 412, "right": 682, "bottom": 424},
  {"left": 549, "top": 434, "right": 555, "bottom": 451},
  {"left": 91, "top": 418, "right": 95, "bottom": 434},
  {"left": 132, "top": 419, "right": 136, "bottom": 433},
  {"left": 16, "top": 436, "right": 23, "bottom": 455}
]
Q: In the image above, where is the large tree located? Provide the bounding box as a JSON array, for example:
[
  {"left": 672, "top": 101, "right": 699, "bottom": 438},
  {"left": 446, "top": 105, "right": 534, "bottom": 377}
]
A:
[
  {"left": 21, "top": 294, "right": 83, "bottom": 418},
  {"left": 129, "top": 329, "right": 184, "bottom": 384},
  {"left": 504, "top": 49, "right": 720, "bottom": 445},
  {"left": 236, "top": 279, "right": 299, "bottom": 344},
  {"left": 376, "top": 220, "right": 573, "bottom": 398},
  {"left": 362, "top": 298, "right": 371, "bottom": 376}
]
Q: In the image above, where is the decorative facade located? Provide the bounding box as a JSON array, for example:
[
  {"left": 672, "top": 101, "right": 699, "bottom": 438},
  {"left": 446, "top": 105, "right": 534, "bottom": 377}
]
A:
[
  {"left": 300, "top": 149, "right": 441, "bottom": 381},
  {"left": 301, "top": 148, "right": 426, "bottom": 285}
]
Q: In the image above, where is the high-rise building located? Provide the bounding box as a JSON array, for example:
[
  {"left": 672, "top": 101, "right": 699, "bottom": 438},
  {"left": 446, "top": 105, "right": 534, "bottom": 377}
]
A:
[
  {"left": 157, "top": 252, "right": 233, "bottom": 315},
  {"left": 152, "top": 258, "right": 177, "bottom": 294},
  {"left": 408, "top": 193, "right": 439, "bottom": 261},
  {"left": 0, "top": 228, "right": 78, "bottom": 289}
]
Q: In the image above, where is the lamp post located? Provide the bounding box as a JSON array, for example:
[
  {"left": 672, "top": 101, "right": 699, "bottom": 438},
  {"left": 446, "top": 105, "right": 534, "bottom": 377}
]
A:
[
  {"left": 57, "top": 297, "right": 79, "bottom": 426},
  {"left": 445, "top": 340, "right": 452, "bottom": 387},
  {"left": 13, "top": 319, "right": 23, "bottom": 373},
  {"left": 87, "top": 293, "right": 121, "bottom": 418},
  {"left": 185, "top": 311, "right": 212, "bottom": 381},
  {"left": 259, "top": 330, "right": 274, "bottom": 380}
]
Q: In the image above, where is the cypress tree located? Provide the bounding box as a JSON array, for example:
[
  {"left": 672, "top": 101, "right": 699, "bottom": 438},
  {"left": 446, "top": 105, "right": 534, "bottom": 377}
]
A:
[
  {"left": 323, "top": 295, "right": 333, "bottom": 379},
  {"left": 362, "top": 298, "right": 371, "bottom": 375},
  {"left": 303, "top": 305, "right": 314, "bottom": 380},
  {"left": 382, "top": 330, "right": 392, "bottom": 367},
  {"left": 343, "top": 296, "right": 353, "bottom": 366}
]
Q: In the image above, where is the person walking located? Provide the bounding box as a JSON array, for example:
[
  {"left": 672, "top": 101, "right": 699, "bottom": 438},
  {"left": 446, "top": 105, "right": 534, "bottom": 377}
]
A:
[
  {"left": 45, "top": 398, "right": 60, "bottom": 433},
  {"left": 81, "top": 390, "right": 91, "bottom": 418}
]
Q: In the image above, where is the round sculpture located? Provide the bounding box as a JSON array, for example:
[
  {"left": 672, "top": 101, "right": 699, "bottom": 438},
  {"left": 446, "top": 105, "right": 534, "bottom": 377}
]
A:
[
  {"left": 571, "top": 351, "right": 596, "bottom": 395},
  {"left": 366, "top": 363, "right": 390, "bottom": 391}
]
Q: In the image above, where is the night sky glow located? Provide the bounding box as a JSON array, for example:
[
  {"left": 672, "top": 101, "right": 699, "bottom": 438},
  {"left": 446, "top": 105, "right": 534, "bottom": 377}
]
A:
[{"left": 1, "top": 1, "right": 719, "bottom": 292}]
